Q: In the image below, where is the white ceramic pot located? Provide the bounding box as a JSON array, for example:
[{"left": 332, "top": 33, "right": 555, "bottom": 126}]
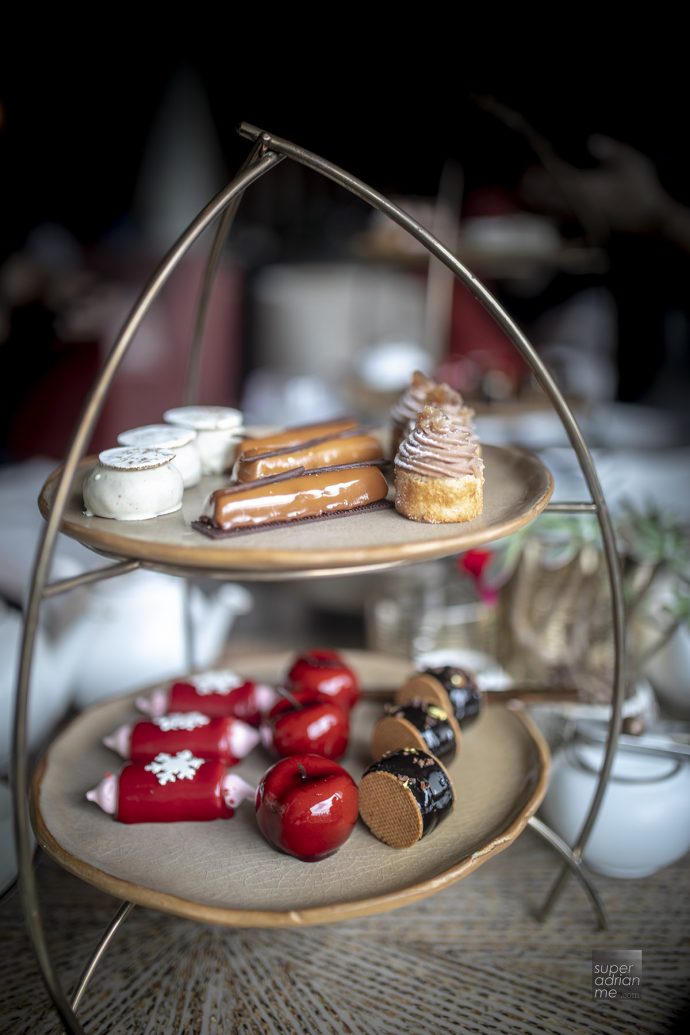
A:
[
  {"left": 541, "top": 739, "right": 690, "bottom": 878},
  {"left": 645, "top": 625, "right": 690, "bottom": 717},
  {"left": 69, "top": 573, "right": 252, "bottom": 709},
  {"left": 0, "top": 601, "right": 76, "bottom": 776}
]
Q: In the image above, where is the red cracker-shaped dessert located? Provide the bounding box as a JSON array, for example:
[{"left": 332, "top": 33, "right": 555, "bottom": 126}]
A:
[
  {"left": 86, "top": 751, "right": 255, "bottom": 824},
  {"left": 103, "top": 711, "right": 260, "bottom": 766},
  {"left": 137, "top": 669, "right": 278, "bottom": 726}
]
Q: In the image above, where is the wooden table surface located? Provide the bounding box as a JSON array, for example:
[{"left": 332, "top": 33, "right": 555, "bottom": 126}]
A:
[{"left": 2, "top": 834, "right": 688, "bottom": 1035}]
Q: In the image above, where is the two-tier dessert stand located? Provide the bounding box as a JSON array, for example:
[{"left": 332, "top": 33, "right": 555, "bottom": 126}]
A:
[{"left": 12, "top": 124, "right": 625, "bottom": 1034}]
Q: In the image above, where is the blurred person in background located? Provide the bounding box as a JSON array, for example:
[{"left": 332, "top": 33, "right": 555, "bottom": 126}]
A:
[{"left": 521, "top": 133, "right": 690, "bottom": 411}]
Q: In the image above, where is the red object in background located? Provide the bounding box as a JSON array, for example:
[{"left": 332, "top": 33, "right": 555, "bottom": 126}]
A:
[
  {"left": 458, "top": 548, "right": 492, "bottom": 581},
  {"left": 263, "top": 690, "right": 350, "bottom": 761},
  {"left": 255, "top": 754, "right": 359, "bottom": 861},
  {"left": 458, "top": 548, "right": 498, "bottom": 605},
  {"left": 438, "top": 186, "right": 527, "bottom": 399},
  {"left": 287, "top": 649, "right": 360, "bottom": 712},
  {"left": 443, "top": 283, "right": 527, "bottom": 396},
  {"left": 117, "top": 754, "right": 234, "bottom": 824},
  {"left": 7, "top": 256, "right": 243, "bottom": 460}
]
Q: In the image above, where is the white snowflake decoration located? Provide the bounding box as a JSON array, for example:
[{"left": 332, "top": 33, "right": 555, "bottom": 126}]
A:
[
  {"left": 153, "top": 712, "right": 210, "bottom": 733},
  {"left": 144, "top": 750, "right": 205, "bottom": 786},
  {"left": 191, "top": 669, "right": 244, "bottom": 695}
]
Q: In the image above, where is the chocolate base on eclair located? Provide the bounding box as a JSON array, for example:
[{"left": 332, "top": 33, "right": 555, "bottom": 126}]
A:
[
  {"left": 372, "top": 702, "right": 460, "bottom": 763},
  {"left": 359, "top": 748, "right": 454, "bottom": 848}
]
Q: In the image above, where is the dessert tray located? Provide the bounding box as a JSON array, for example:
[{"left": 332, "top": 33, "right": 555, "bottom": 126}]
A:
[
  {"left": 38, "top": 443, "right": 553, "bottom": 578},
  {"left": 31, "top": 649, "right": 549, "bottom": 927}
]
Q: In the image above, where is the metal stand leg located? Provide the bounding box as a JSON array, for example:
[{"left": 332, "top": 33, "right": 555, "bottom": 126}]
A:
[
  {"left": 70, "top": 901, "right": 136, "bottom": 1014},
  {"left": 183, "top": 581, "right": 196, "bottom": 673},
  {"left": 528, "top": 816, "right": 607, "bottom": 929}
]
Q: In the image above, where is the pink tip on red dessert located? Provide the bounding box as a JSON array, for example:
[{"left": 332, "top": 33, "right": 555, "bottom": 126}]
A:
[
  {"left": 221, "top": 774, "right": 257, "bottom": 810},
  {"left": 86, "top": 773, "right": 118, "bottom": 815}
]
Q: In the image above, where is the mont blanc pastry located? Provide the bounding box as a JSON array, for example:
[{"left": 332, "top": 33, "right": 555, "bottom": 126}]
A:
[
  {"left": 359, "top": 748, "right": 455, "bottom": 848},
  {"left": 394, "top": 405, "right": 484, "bottom": 523},
  {"left": 103, "top": 712, "right": 260, "bottom": 766},
  {"left": 163, "top": 405, "right": 244, "bottom": 475},
  {"left": 86, "top": 753, "right": 255, "bottom": 823},
  {"left": 390, "top": 370, "right": 473, "bottom": 456},
  {"left": 117, "top": 423, "right": 202, "bottom": 488},
  {"left": 82, "top": 447, "right": 184, "bottom": 521}
]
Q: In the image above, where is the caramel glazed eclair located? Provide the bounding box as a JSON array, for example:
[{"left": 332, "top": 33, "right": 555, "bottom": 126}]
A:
[
  {"left": 234, "top": 417, "right": 359, "bottom": 458},
  {"left": 236, "top": 429, "right": 383, "bottom": 483},
  {"left": 394, "top": 405, "right": 484, "bottom": 523},
  {"left": 195, "top": 463, "right": 390, "bottom": 536}
]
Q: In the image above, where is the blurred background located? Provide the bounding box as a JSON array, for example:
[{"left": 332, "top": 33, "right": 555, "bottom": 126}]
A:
[
  {"left": 3, "top": 60, "right": 690, "bottom": 449},
  {"left": 2, "top": 58, "right": 690, "bottom": 710}
]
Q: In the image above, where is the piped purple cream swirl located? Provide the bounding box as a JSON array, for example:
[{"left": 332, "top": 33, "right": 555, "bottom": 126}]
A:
[
  {"left": 391, "top": 371, "right": 473, "bottom": 428},
  {"left": 395, "top": 405, "right": 483, "bottom": 479}
]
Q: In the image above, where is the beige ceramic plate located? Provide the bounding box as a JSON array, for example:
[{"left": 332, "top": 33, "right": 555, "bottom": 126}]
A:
[
  {"left": 38, "top": 444, "right": 553, "bottom": 578},
  {"left": 32, "top": 650, "right": 549, "bottom": 928}
]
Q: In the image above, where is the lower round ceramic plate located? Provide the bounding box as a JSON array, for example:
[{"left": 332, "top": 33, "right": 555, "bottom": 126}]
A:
[{"left": 32, "top": 650, "right": 549, "bottom": 928}]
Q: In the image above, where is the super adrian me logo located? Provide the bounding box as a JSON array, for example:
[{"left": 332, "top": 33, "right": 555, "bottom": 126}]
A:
[{"left": 592, "top": 950, "right": 642, "bottom": 1000}]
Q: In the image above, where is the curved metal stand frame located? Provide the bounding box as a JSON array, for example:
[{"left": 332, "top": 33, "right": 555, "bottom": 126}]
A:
[
  {"left": 527, "top": 817, "right": 607, "bottom": 929},
  {"left": 12, "top": 125, "right": 625, "bottom": 1033},
  {"left": 70, "top": 902, "right": 136, "bottom": 1014}
]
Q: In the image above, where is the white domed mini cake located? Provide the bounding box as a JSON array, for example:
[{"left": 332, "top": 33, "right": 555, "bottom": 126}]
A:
[
  {"left": 163, "top": 405, "right": 244, "bottom": 475},
  {"left": 82, "top": 447, "right": 184, "bottom": 521},
  {"left": 394, "top": 405, "right": 484, "bottom": 523},
  {"left": 117, "top": 424, "right": 201, "bottom": 488}
]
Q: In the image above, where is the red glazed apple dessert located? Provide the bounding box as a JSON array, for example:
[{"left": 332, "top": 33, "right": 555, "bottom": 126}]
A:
[
  {"left": 287, "top": 649, "right": 360, "bottom": 711},
  {"left": 262, "top": 689, "right": 349, "bottom": 761},
  {"left": 255, "top": 754, "right": 359, "bottom": 860}
]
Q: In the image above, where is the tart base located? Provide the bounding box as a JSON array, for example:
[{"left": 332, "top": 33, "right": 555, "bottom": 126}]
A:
[
  {"left": 394, "top": 470, "right": 483, "bottom": 523},
  {"left": 358, "top": 770, "right": 425, "bottom": 848}
]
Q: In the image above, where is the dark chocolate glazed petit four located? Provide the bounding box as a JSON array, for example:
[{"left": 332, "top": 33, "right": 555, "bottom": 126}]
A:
[
  {"left": 396, "top": 666, "right": 482, "bottom": 729},
  {"left": 371, "top": 702, "right": 459, "bottom": 763},
  {"left": 359, "top": 748, "right": 455, "bottom": 848}
]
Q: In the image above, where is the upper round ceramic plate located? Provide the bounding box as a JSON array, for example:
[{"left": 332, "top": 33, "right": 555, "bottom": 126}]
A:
[
  {"left": 38, "top": 443, "right": 553, "bottom": 579},
  {"left": 32, "top": 649, "right": 549, "bottom": 928}
]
